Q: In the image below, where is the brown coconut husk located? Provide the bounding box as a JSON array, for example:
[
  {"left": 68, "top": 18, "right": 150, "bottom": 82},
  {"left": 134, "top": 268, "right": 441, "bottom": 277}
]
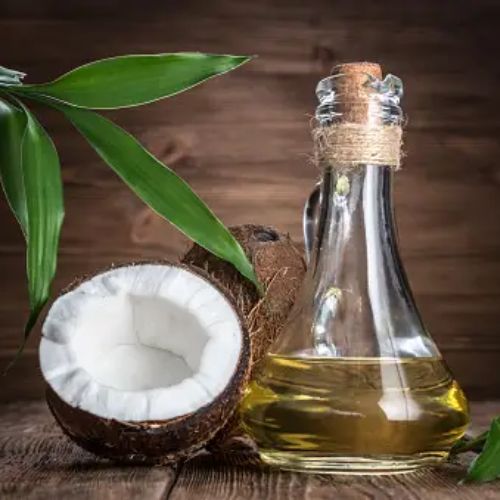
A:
[{"left": 182, "top": 224, "right": 306, "bottom": 448}]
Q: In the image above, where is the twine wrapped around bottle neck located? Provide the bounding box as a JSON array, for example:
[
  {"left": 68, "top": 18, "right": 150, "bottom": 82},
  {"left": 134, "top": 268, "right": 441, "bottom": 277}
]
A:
[
  {"left": 313, "top": 123, "right": 402, "bottom": 171},
  {"left": 313, "top": 62, "right": 403, "bottom": 172}
]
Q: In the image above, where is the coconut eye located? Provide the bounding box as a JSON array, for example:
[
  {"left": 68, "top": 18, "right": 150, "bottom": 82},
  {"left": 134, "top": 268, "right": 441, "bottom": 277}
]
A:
[{"left": 255, "top": 228, "right": 279, "bottom": 242}]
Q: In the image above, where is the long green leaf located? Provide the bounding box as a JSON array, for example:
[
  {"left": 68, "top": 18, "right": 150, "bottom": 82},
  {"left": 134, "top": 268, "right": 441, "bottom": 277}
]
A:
[
  {"left": 0, "top": 98, "right": 28, "bottom": 234},
  {"left": 60, "top": 105, "right": 258, "bottom": 287},
  {"left": 13, "top": 53, "right": 250, "bottom": 109},
  {"left": 464, "top": 417, "right": 500, "bottom": 483},
  {"left": 17, "top": 102, "right": 64, "bottom": 337}
]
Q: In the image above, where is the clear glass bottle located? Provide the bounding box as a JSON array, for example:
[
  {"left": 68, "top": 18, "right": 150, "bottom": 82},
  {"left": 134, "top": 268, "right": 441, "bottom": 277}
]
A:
[{"left": 241, "top": 63, "right": 469, "bottom": 474}]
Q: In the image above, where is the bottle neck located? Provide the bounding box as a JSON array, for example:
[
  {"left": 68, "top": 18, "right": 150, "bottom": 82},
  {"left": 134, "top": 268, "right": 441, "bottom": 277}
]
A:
[
  {"left": 310, "top": 165, "right": 395, "bottom": 275},
  {"left": 302, "top": 162, "right": 437, "bottom": 358},
  {"left": 309, "top": 70, "right": 406, "bottom": 300}
]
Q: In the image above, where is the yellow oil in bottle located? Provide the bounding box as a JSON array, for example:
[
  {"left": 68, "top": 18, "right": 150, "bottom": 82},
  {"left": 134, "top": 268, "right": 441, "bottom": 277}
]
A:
[{"left": 241, "top": 355, "right": 469, "bottom": 473}]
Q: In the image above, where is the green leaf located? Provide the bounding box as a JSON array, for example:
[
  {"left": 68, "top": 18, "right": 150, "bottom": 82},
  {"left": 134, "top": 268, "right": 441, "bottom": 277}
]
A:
[
  {"left": 0, "top": 98, "right": 28, "bottom": 234},
  {"left": 16, "top": 101, "right": 64, "bottom": 339},
  {"left": 60, "top": 105, "right": 258, "bottom": 288},
  {"left": 14, "top": 53, "right": 251, "bottom": 109},
  {"left": 464, "top": 417, "right": 500, "bottom": 483}
]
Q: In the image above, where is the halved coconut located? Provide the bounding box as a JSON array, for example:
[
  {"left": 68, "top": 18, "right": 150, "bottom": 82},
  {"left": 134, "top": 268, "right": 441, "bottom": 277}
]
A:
[{"left": 40, "top": 263, "right": 250, "bottom": 464}]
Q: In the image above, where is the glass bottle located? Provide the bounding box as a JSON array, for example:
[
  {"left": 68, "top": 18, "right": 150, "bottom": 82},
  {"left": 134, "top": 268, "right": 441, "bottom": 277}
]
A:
[{"left": 241, "top": 62, "right": 469, "bottom": 474}]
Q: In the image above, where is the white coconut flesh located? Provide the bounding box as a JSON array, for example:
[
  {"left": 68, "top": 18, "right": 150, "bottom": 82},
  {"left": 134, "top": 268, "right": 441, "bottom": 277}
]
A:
[{"left": 40, "top": 264, "right": 243, "bottom": 422}]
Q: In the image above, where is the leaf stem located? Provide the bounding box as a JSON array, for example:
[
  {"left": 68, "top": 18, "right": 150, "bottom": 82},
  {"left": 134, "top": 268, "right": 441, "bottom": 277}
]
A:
[{"left": 451, "top": 431, "right": 488, "bottom": 455}]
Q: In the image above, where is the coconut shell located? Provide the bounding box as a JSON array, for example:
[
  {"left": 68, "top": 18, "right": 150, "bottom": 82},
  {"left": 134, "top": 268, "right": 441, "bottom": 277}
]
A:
[
  {"left": 43, "top": 263, "right": 252, "bottom": 465},
  {"left": 182, "top": 225, "right": 306, "bottom": 448}
]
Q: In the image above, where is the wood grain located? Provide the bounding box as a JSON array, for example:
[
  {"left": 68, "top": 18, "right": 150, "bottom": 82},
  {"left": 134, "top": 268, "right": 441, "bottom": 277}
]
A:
[
  {"left": 0, "top": 402, "right": 176, "bottom": 500},
  {"left": 1, "top": 0, "right": 500, "bottom": 400},
  {"left": 170, "top": 456, "right": 499, "bottom": 500},
  {"left": 0, "top": 400, "right": 498, "bottom": 499}
]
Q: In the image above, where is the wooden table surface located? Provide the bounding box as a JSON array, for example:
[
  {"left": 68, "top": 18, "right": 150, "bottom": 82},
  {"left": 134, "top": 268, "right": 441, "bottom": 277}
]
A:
[{"left": 0, "top": 400, "right": 498, "bottom": 499}]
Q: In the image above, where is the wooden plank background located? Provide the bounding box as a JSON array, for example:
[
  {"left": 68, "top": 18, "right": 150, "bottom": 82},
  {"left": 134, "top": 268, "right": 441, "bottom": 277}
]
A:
[{"left": 0, "top": 0, "right": 499, "bottom": 401}]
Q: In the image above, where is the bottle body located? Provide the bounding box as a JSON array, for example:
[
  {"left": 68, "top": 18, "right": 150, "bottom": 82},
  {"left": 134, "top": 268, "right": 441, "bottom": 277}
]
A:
[
  {"left": 240, "top": 64, "right": 469, "bottom": 473},
  {"left": 241, "top": 355, "right": 468, "bottom": 473}
]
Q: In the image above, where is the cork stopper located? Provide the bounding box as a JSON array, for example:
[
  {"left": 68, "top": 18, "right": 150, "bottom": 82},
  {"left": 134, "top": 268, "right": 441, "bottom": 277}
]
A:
[
  {"left": 313, "top": 62, "right": 403, "bottom": 171},
  {"left": 331, "top": 62, "right": 383, "bottom": 124}
]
